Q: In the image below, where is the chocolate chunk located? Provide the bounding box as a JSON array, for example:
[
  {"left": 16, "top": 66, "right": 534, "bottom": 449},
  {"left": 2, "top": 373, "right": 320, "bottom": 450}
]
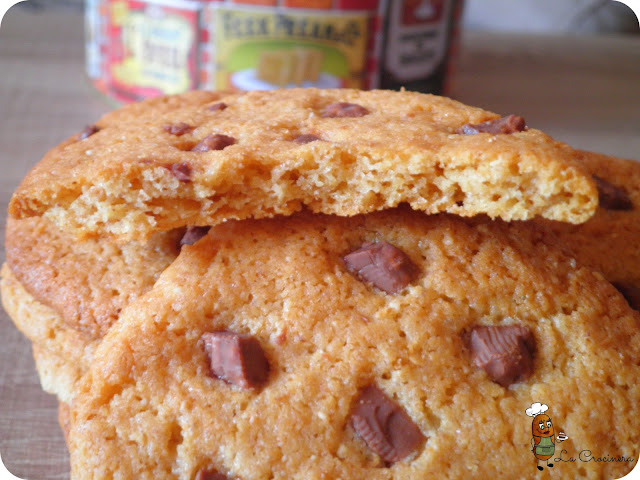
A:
[
  {"left": 163, "top": 122, "right": 194, "bottom": 136},
  {"left": 322, "top": 102, "right": 370, "bottom": 118},
  {"left": 202, "top": 331, "right": 269, "bottom": 389},
  {"left": 344, "top": 242, "right": 417, "bottom": 294},
  {"left": 612, "top": 282, "right": 640, "bottom": 312},
  {"left": 77, "top": 124, "right": 99, "bottom": 140},
  {"left": 469, "top": 325, "right": 535, "bottom": 387},
  {"left": 293, "top": 134, "right": 322, "bottom": 144},
  {"left": 208, "top": 102, "right": 228, "bottom": 112},
  {"left": 169, "top": 162, "right": 192, "bottom": 182},
  {"left": 180, "top": 226, "right": 211, "bottom": 247},
  {"left": 457, "top": 115, "right": 526, "bottom": 135},
  {"left": 594, "top": 176, "right": 633, "bottom": 210},
  {"left": 351, "top": 385, "right": 425, "bottom": 463},
  {"left": 195, "top": 468, "right": 229, "bottom": 480},
  {"left": 192, "top": 134, "right": 236, "bottom": 152}
]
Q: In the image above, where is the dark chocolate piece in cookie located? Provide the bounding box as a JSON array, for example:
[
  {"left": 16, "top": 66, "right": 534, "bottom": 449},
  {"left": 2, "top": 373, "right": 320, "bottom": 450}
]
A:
[
  {"left": 192, "top": 134, "right": 236, "bottom": 152},
  {"left": 344, "top": 242, "right": 416, "bottom": 294},
  {"left": 458, "top": 115, "right": 526, "bottom": 135},
  {"left": 469, "top": 325, "right": 535, "bottom": 386},
  {"left": 351, "top": 385, "right": 425, "bottom": 463},
  {"left": 594, "top": 176, "right": 633, "bottom": 210},
  {"left": 180, "top": 226, "right": 211, "bottom": 247},
  {"left": 202, "top": 331, "right": 269, "bottom": 389},
  {"left": 322, "top": 102, "right": 369, "bottom": 118}
]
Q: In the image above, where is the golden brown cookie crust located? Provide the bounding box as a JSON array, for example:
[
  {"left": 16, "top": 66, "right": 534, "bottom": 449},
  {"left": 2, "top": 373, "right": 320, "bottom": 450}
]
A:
[
  {"left": 58, "top": 401, "right": 71, "bottom": 447},
  {"left": 32, "top": 345, "right": 86, "bottom": 406},
  {"left": 70, "top": 209, "right": 640, "bottom": 480},
  {"left": 10, "top": 89, "right": 597, "bottom": 241},
  {"left": 1, "top": 213, "right": 182, "bottom": 403},
  {"left": 4, "top": 217, "right": 182, "bottom": 339},
  {"left": 1, "top": 264, "right": 94, "bottom": 403}
]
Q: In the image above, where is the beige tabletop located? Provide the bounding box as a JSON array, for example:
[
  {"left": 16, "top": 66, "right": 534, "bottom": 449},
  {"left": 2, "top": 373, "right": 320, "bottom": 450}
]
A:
[{"left": 0, "top": 5, "right": 639, "bottom": 480}]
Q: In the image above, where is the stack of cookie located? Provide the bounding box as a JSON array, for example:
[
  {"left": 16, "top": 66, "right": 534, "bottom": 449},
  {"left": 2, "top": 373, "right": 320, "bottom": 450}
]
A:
[{"left": 2, "top": 89, "right": 639, "bottom": 479}]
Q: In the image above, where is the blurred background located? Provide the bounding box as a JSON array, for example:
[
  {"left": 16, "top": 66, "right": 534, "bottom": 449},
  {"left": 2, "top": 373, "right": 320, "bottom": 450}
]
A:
[
  {"left": 465, "top": 0, "right": 639, "bottom": 34},
  {"left": 15, "top": 0, "right": 640, "bottom": 34}
]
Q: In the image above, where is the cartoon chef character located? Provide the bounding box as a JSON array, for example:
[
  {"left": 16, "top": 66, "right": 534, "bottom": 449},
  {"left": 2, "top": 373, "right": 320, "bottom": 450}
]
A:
[{"left": 526, "top": 403, "right": 569, "bottom": 471}]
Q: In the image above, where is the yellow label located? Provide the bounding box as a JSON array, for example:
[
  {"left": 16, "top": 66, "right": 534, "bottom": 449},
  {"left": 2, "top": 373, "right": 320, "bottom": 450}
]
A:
[
  {"left": 112, "top": 10, "right": 194, "bottom": 94},
  {"left": 111, "top": 0, "right": 129, "bottom": 27},
  {"left": 210, "top": 7, "right": 370, "bottom": 90}
]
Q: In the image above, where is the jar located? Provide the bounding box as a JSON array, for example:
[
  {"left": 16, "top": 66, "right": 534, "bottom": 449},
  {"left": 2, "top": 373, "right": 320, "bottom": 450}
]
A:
[{"left": 85, "top": 0, "right": 463, "bottom": 103}]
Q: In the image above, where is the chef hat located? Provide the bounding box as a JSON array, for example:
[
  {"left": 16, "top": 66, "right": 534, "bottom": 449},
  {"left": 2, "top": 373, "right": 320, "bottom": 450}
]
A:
[{"left": 526, "top": 402, "right": 549, "bottom": 417}]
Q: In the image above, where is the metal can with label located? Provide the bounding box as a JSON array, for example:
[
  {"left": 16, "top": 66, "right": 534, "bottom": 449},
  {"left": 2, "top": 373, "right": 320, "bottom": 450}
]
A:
[{"left": 84, "top": 0, "right": 463, "bottom": 102}]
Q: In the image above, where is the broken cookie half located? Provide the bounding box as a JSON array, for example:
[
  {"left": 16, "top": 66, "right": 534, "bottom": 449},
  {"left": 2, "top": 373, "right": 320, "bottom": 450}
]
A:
[{"left": 10, "top": 89, "right": 597, "bottom": 241}]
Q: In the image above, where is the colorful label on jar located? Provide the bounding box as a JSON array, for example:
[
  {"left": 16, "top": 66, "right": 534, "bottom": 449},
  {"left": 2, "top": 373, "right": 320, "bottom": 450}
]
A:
[
  {"left": 208, "top": 2, "right": 375, "bottom": 91},
  {"left": 106, "top": 0, "right": 203, "bottom": 101}
]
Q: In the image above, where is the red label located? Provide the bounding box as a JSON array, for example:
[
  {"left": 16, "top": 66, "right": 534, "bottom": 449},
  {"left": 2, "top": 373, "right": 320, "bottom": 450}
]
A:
[{"left": 106, "top": 0, "right": 201, "bottom": 102}]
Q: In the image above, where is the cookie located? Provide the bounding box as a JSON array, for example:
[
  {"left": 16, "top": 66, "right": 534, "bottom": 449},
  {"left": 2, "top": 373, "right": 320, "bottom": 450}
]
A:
[
  {"left": 0, "top": 263, "right": 94, "bottom": 404},
  {"left": 533, "top": 151, "right": 640, "bottom": 292},
  {"left": 69, "top": 208, "right": 640, "bottom": 480},
  {"left": 31, "top": 344, "right": 87, "bottom": 406},
  {"left": 1, "top": 217, "right": 183, "bottom": 402},
  {"left": 0, "top": 262, "right": 92, "bottom": 364},
  {"left": 58, "top": 401, "right": 71, "bottom": 446},
  {"left": 4, "top": 216, "right": 183, "bottom": 339},
  {"left": 10, "top": 89, "right": 598, "bottom": 241}
]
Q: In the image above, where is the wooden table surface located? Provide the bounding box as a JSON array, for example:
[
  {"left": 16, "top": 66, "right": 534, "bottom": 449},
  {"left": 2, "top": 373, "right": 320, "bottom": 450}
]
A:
[{"left": 0, "top": 6, "right": 639, "bottom": 480}]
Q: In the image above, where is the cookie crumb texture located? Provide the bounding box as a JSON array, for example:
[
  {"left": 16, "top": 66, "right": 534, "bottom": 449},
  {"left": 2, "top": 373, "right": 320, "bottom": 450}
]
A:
[
  {"left": 10, "top": 89, "right": 597, "bottom": 241},
  {"left": 70, "top": 209, "right": 640, "bottom": 479}
]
